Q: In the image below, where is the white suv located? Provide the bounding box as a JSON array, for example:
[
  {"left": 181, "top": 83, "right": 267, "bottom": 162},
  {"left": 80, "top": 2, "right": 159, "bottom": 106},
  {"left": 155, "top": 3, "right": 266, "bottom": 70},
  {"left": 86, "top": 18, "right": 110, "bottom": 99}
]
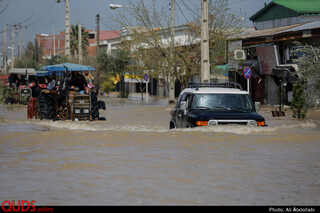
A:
[{"left": 170, "top": 82, "right": 267, "bottom": 129}]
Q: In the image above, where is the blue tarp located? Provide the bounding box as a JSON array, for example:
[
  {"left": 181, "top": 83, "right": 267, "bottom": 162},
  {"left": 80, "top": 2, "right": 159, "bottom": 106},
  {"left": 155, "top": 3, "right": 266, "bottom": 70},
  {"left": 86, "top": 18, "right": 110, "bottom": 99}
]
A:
[
  {"left": 35, "top": 71, "right": 53, "bottom": 77},
  {"left": 41, "top": 63, "right": 96, "bottom": 72},
  {"left": 41, "top": 64, "right": 66, "bottom": 72}
]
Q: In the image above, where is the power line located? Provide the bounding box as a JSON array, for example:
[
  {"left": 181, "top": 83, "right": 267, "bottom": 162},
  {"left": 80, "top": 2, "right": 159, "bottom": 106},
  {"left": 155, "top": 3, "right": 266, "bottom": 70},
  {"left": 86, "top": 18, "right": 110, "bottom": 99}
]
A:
[
  {"left": 176, "top": 0, "right": 189, "bottom": 24},
  {"left": 228, "top": 0, "right": 250, "bottom": 6},
  {"left": 180, "top": 0, "right": 201, "bottom": 19}
]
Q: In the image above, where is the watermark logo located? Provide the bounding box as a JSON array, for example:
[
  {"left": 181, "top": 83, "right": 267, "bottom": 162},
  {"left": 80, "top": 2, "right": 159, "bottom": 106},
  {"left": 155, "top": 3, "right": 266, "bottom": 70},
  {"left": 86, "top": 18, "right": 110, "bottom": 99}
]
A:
[{"left": 1, "top": 200, "right": 36, "bottom": 212}]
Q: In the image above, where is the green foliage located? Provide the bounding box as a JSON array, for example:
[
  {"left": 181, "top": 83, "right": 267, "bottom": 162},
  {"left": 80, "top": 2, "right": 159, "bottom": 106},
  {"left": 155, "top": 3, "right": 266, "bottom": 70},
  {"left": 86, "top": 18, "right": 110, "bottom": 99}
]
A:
[
  {"left": 70, "top": 24, "right": 89, "bottom": 57},
  {"left": 0, "top": 85, "right": 5, "bottom": 104},
  {"left": 290, "top": 81, "right": 307, "bottom": 119},
  {"left": 15, "top": 58, "right": 40, "bottom": 70},
  {"left": 277, "top": 86, "right": 285, "bottom": 109},
  {"left": 292, "top": 42, "right": 320, "bottom": 106},
  {"left": 97, "top": 50, "right": 131, "bottom": 76},
  {"left": 44, "top": 55, "right": 68, "bottom": 65},
  {"left": 101, "top": 74, "right": 116, "bottom": 94},
  {"left": 97, "top": 50, "right": 131, "bottom": 97}
]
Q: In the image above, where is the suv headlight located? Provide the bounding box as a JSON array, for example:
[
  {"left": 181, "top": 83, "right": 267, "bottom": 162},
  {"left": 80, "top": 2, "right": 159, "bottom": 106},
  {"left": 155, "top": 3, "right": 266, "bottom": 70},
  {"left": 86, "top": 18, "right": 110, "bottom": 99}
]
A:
[
  {"left": 75, "top": 109, "right": 80, "bottom": 114},
  {"left": 248, "top": 120, "right": 257, "bottom": 126},
  {"left": 83, "top": 109, "right": 89, "bottom": 113},
  {"left": 208, "top": 120, "right": 217, "bottom": 126}
]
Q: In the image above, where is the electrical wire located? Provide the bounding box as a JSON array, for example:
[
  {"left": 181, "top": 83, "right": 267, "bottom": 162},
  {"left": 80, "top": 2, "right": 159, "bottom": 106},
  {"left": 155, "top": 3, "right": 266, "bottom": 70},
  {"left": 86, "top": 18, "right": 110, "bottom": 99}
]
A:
[
  {"left": 180, "top": 0, "right": 201, "bottom": 19},
  {"left": 176, "top": 0, "right": 189, "bottom": 24}
]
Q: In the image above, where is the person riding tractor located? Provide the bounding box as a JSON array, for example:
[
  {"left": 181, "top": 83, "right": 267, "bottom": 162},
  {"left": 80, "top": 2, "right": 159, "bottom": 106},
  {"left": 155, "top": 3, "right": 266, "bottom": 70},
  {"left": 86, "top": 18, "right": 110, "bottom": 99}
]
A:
[
  {"left": 4, "top": 68, "right": 40, "bottom": 105},
  {"left": 27, "top": 63, "right": 105, "bottom": 121}
]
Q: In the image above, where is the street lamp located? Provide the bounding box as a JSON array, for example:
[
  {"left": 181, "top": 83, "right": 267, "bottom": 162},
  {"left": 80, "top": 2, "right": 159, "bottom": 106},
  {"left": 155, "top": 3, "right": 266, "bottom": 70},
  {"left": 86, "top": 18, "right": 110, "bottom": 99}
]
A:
[
  {"left": 109, "top": 4, "right": 123, "bottom": 10},
  {"left": 109, "top": 1, "right": 177, "bottom": 103}
]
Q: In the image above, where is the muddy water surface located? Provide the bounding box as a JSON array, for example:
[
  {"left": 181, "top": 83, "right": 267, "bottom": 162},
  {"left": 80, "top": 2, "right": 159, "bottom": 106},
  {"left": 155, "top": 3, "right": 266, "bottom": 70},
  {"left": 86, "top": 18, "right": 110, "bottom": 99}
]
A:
[{"left": 0, "top": 97, "right": 320, "bottom": 205}]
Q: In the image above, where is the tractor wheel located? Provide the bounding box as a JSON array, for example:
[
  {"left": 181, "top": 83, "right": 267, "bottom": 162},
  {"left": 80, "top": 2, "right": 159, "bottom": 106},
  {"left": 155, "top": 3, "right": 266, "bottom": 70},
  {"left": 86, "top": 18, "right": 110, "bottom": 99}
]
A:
[{"left": 37, "top": 95, "right": 55, "bottom": 120}]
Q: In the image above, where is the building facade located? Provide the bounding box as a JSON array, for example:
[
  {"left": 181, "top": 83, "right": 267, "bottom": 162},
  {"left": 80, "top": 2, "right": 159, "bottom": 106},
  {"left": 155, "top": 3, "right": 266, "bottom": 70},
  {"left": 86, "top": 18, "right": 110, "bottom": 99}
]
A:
[
  {"left": 228, "top": 0, "right": 320, "bottom": 105},
  {"left": 35, "top": 32, "right": 65, "bottom": 59},
  {"left": 35, "top": 30, "right": 121, "bottom": 59}
]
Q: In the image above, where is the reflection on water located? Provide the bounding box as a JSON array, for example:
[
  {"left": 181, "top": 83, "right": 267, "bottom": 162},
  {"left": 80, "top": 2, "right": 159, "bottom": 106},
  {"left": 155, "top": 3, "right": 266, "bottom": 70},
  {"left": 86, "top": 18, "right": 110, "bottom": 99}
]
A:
[{"left": 0, "top": 97, "right": 320, "bottom": 205}]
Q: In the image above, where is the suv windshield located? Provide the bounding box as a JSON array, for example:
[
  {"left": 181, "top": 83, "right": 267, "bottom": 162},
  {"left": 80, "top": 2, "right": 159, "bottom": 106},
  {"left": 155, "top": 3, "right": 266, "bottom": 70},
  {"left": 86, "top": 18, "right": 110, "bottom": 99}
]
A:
[{"left": 192, "top": 94, "right": 254, "bottom": 111}]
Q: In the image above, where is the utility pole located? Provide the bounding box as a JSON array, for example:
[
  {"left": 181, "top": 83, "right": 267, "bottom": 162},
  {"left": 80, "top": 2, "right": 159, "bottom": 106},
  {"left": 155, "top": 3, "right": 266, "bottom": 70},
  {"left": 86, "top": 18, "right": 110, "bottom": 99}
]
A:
[
  {"left": 201, "top": 0, "right": 210, "bottom": 83},
  {"left": 96, "top": 14, "right": 100, "bottom": 54},
  {"left": 34, "top": 35, "right": 38, "bottom": 62},
  {"left": 57, "top": 0, "right": 71, "bottom": 60},
  {"left": 56, "top": 0, "right": 70, "bottom": 58},
  {"left": 64, "top": 0, "right": 71, "bottom": 59},
  {"left": 78, "top": 21, "right": 82, "bottom": 63},
  {"left": 168, "top": 0, "right": 175, "bottom": 104},
  {"left": 95, "top": 14, "right": 100, "bottom": 94},
  {"left": 11, "top": 22, "right": 15, "bottom": 69},
  {"left": 18, "top": 25, "right": 22, "bottom": 60},
  {"left": 170, "top": 0, "right": 175, "bottom": 46},
  {"left": 53, "top": 23, "right": 56, "bottom": 56},
  {"left": 3, "top": 25, "right": 7, "bottom": 74}
]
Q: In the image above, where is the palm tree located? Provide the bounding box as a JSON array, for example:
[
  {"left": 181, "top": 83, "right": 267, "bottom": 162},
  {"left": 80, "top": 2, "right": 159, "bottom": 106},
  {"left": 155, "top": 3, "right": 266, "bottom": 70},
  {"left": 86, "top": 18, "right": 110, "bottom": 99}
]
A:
[{"left": 70, "top": 24, "right": 89, "bottom": 57}]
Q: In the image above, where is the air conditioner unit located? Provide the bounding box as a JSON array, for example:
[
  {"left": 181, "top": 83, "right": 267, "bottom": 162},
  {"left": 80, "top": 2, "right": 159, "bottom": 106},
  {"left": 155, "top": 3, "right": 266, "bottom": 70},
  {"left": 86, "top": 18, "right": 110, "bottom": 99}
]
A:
[{"left": 234, "top": 49, "right": 246, "bottom": 60}]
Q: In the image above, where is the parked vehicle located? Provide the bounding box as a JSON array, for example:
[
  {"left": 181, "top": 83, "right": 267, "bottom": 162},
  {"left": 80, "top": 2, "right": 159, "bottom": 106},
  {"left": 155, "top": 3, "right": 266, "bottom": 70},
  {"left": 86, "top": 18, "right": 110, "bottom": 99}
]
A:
[{"left": 170, "top": 82, "right": 267, "bottom": 129}]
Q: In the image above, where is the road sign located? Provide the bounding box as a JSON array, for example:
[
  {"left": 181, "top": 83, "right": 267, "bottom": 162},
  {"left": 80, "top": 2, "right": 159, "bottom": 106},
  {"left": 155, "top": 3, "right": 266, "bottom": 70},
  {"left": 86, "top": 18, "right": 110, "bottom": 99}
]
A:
[
  {"left": 144, "top": 73, "right": 149, "bottom": 82},
  {"left": 243, "top": 67, "right": 252, "bottom": 79}
]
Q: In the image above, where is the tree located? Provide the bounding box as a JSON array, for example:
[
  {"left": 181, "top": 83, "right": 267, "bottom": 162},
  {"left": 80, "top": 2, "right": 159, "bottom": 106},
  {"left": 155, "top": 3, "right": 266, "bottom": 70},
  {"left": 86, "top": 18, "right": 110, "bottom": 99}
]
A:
[
  {"left": 109, "top": 0, "right": 245, "bottom": 90},
  {"left": 15, "top": 41, "right": 42, "bottom": 69},
  {"left": 97, "top": 50, "right": 131, "bottom": 97},
  {"left": 290, "top": 81, "right": 307, "bottom": 119},
  {"left": 292, "top": 42, "right": 320, "bottom": 106},
  {"left": 70, "top": 24, "right": 89, "bottom": 57}
]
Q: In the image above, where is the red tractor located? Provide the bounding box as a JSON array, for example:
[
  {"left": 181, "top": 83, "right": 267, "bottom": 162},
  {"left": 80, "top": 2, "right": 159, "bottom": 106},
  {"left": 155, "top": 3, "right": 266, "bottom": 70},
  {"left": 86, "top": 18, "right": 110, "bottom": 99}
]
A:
[
  {"left": 4, "top": 68, "right": 39, "bottom": 105},
  {"left": 27, "top": 63, "right": 105, "bottom": 121}
]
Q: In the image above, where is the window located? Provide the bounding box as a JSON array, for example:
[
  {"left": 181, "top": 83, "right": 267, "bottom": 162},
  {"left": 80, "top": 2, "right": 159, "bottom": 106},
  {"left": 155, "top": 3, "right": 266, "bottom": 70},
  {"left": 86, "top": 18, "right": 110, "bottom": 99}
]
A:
[
  {"left": 192, "top": 94, "right": 253, "bottom": 111},
  {"left": 88, "top": 33, "right": 95, "bottom": 39},
  {"left": 178, "top": 93, "right": 193, "bottom": 108}
]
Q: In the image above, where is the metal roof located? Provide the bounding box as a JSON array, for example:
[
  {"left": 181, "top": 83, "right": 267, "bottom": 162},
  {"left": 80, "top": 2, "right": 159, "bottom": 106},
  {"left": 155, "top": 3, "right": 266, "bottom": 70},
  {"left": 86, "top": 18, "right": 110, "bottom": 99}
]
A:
[
  {"left": 273, "top": 0, "right": 320, "bottom": 13},
  {"left": 250, "top": 0, "right": 320, "bottom": 21},
  {"left": 233, "top": 21, "right": 319, "bottom": 40},
  {"left": 276, "top": 20, "right": 320, "bottom": 33},
  {"left": 235, "top": 23, "right": 303, "bottom": 39}
]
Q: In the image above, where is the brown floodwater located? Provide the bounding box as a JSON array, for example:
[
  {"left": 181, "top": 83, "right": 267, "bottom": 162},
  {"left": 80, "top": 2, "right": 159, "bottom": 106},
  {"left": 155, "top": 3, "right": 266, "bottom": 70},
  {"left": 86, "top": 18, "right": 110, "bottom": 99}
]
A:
[{"left": 0, "top": 96, "right": 320, "bottom": 205}]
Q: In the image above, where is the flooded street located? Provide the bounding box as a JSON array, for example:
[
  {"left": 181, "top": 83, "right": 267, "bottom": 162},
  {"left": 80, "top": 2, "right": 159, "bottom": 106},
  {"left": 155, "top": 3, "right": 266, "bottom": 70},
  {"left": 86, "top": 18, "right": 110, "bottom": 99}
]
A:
[{"left": 1, "top": 96, "right": 320, "bottom": 205}]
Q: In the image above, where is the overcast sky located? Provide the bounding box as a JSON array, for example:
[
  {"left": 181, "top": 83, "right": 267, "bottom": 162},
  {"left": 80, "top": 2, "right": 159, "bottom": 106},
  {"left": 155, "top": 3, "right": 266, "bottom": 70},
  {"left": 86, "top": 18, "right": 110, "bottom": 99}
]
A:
[{"left": 0, "top": 0, "right": 269, "bottom": 54}]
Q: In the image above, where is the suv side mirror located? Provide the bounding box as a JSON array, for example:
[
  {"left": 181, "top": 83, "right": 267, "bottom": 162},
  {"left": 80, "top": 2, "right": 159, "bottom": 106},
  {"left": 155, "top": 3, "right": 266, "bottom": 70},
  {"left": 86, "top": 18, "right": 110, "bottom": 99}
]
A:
[
  {"left": 180, "top": 101, "right": 187, "bottom": 110},
  {"left": 255, "top": 102, "right": 261, "bottom": 111}
]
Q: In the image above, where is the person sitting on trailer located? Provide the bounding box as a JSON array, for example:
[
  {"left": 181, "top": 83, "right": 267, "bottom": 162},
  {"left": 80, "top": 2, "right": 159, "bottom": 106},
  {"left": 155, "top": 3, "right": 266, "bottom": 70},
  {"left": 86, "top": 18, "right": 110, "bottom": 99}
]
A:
[
  {"left": 70, "top": 71, "right": 87, "bottom": 94},
  {"left": 6, "top": 73, "right": 19, "bottom": 89},
  {"left": 83, "top": 70, "right": 94, "bottom": 83},
  {"left": 46, "top": 74, "right": 56, "bottom": 90}
]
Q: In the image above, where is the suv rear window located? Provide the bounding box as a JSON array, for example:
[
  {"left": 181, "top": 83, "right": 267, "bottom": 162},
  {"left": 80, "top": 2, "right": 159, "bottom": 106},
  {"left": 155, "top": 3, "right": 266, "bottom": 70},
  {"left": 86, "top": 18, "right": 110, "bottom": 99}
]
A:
[{"left": 192, "top": 94, "right": 254, "bottom": 111}]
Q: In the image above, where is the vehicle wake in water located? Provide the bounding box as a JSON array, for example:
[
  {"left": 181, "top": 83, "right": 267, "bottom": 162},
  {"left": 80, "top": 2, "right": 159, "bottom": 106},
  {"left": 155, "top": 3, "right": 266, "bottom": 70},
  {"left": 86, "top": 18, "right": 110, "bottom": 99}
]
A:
[{"left": 1, "top": 116, "right": 318, "bottom": 135}]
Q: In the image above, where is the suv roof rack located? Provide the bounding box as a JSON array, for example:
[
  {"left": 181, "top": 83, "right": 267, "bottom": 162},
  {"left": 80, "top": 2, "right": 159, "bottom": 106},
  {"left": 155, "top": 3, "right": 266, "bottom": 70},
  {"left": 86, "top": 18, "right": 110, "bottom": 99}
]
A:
[{"left": 186, "top": 82, "right": 243, "bottom": 90}]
